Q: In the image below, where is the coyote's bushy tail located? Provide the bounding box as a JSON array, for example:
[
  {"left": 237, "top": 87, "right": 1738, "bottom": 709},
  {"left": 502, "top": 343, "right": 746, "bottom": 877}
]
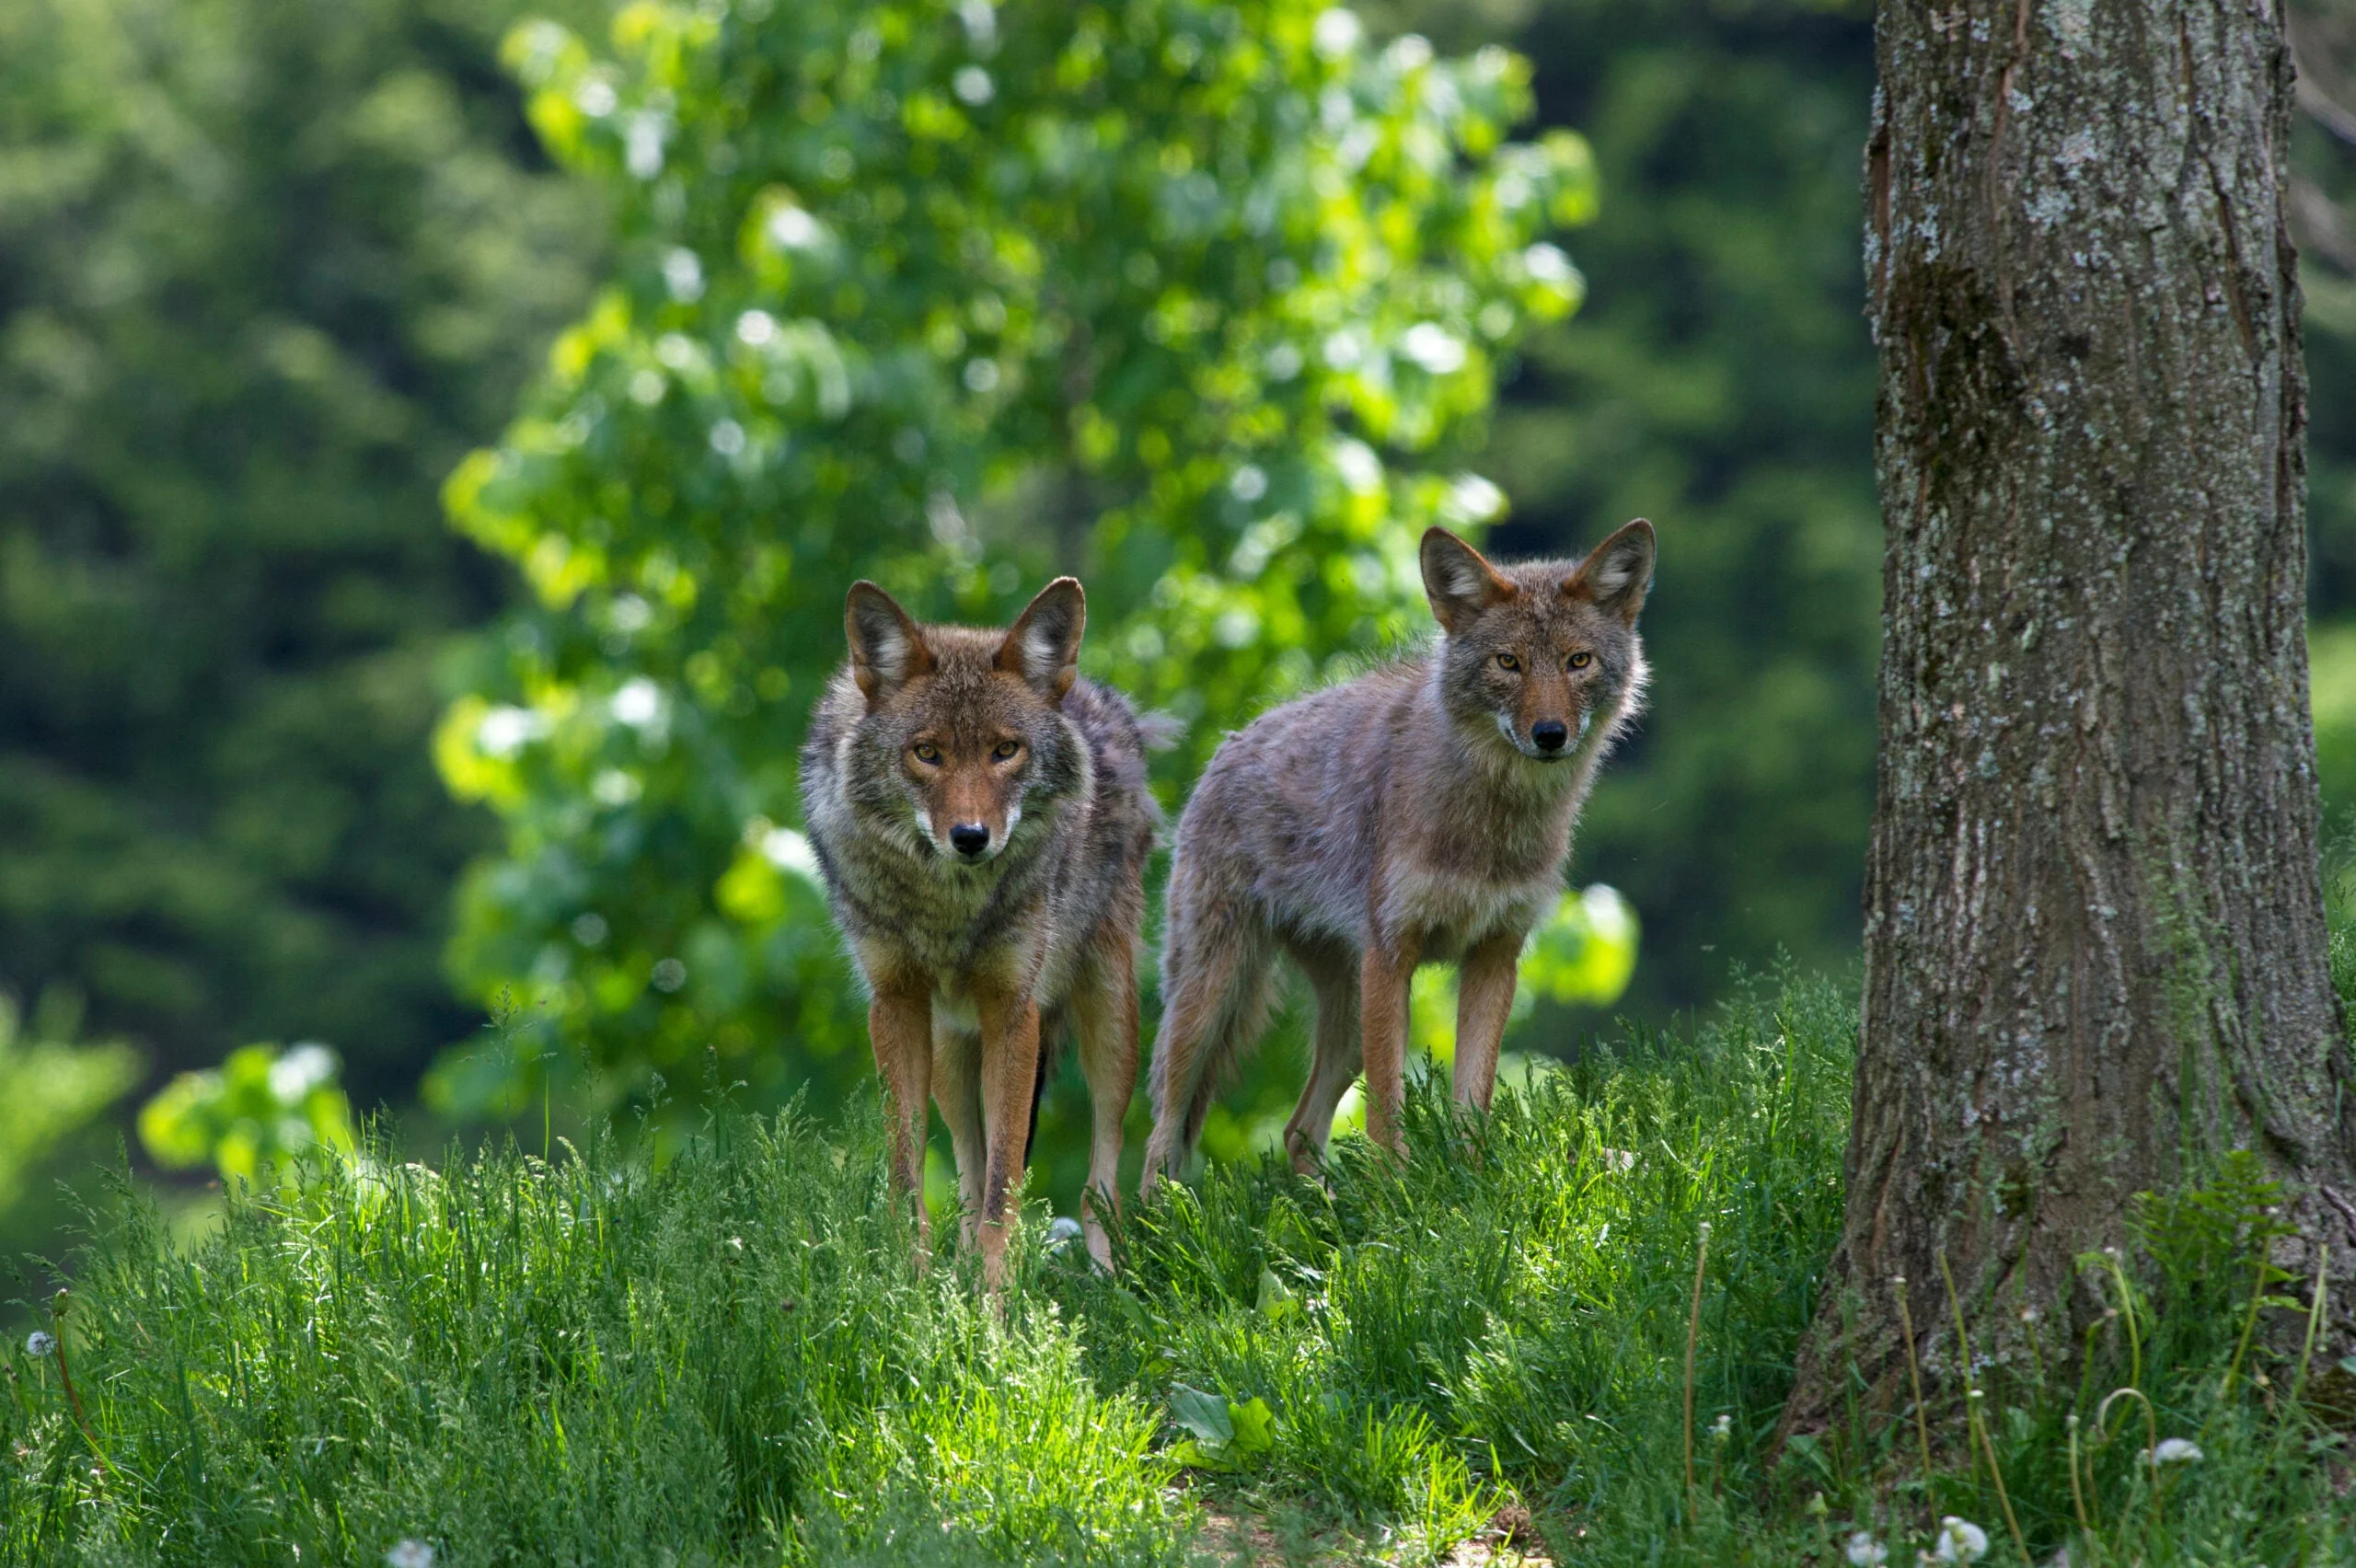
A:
[
  {"left": 1142, "top": 859, "right": 1276, "bottom": 1180},
  {"left": 1134, "top": 710, "right": 1184, "bottom": 753}
]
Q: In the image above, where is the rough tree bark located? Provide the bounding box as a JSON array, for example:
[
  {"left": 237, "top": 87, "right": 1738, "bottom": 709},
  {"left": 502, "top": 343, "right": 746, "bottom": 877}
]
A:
[{"left": 1784, "top": 0, "right": 2356, "bottom": 1429}]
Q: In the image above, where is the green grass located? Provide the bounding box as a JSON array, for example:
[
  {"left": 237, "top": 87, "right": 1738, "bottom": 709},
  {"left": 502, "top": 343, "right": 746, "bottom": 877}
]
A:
[{"left": 5, "top": 969, "right": 2353, "bottom": 1564}]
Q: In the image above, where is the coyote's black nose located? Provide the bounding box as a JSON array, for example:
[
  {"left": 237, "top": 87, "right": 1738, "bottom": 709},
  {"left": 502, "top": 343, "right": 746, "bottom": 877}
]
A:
[
  {"left": 950, "top": 822, "right": 991, "bottom": 856},
  {"left": 1531, "top": 721, "right": 1569, "bottom": 753}
]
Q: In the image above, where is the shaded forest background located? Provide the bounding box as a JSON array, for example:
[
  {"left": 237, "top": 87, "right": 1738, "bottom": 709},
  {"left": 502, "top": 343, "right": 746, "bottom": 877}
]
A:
[{"left": 6, "top": 0, "right": 2356, "bottom": 1253}]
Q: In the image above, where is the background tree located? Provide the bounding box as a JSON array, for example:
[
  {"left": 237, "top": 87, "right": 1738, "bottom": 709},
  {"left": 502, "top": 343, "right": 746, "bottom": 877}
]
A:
[
  {"left": 432, "top": 0, "right": 1606, "bottom": 1191},
  {"left": 0, "top": 0, "right": 603, "bottom": 1120},
  {"left": 1786, "top": 0, "right": 2356, "bottom": 1424},
  {"left": 1400, "top": 0, "right": 1885, "bottom": 1017}
]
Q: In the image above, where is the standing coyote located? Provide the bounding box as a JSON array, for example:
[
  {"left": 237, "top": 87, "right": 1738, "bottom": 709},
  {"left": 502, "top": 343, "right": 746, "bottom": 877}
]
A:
[
  {"left": 800, "top": 577, "right": 1162, "bottom": 1286},
  {"left": 1140, "top": 521, "right": 1656, "bottom": 1188}
]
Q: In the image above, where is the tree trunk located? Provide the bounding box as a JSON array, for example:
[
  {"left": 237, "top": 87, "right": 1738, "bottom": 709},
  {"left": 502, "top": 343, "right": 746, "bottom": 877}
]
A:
[{"left": 1786, "top": 0, "right": 2356, "bottom": 1429}]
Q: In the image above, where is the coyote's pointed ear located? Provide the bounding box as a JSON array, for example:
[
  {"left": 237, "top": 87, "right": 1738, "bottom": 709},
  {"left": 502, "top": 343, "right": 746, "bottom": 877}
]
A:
[
  {"left": 845, "top": 582, "right": 934, "bottom": 704},
  {"left": 1565, "top": 518, "right": 1656, "bottom": 626},
  {"left": 1420, "top": 526, "right": 1517, "bottom": 634},
  {"left": 997, "top": 576, "right": 1086, "bottom": 700}
]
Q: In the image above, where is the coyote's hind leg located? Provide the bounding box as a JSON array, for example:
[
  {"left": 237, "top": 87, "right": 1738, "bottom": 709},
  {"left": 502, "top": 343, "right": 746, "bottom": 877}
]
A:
[
  {"left": 1284, "top": 942, "right": 1363, "bottom": 1174},
  {"left": 1069, "top": 937, "right": 1139, "bottom": 1270}
]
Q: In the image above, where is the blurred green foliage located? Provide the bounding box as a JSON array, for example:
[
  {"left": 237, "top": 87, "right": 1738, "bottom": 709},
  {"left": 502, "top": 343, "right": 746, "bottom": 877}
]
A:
[
  {"left": 432, "top": 0, "right": 1597, "bottom": 1168},
  {"left": 0, "top": 994, "right": 138, "bottom": 1232},
  {"left": 2290, "top": 0, "right": 2356, "bottom": 834},
  {"left": 0, "top": 0, "right": 605, "bottom": 1114},
  {"left": 1453, "top": 0, "right": 1880, "bottom": 1010},
  {"left": 138, "top": 1042, "right": 359, "bottom": 1188}
]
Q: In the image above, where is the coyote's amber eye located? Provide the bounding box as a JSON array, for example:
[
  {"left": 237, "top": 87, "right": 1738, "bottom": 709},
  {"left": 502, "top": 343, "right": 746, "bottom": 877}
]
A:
[
  {"left": 912, "top": 742, "right": 941, "bottom": 765},
  {"left": 1567, "top": 651, "right": 1593, "bottom": 670},
  {"left": 992, "top": 740, "right": 1021, "bottom": 761},
  {"left": 1495, "top": 652, "right": 1519, "bottom": 672}
]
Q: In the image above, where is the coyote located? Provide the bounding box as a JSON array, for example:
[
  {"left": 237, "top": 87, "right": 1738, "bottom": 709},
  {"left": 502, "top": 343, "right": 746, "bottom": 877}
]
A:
[
  {"left": 1139, "top": 521, "right": 1655, "bottom": 1189},
  {"left": 800, "top": 577, "right": 1162, "bottom": 1286}
]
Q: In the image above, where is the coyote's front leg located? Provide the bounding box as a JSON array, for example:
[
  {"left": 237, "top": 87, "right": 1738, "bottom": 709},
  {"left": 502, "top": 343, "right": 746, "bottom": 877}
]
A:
[
  {"left": 1358, "top": 937, "right": 1419, "bottom": 1158},
  {"left": 1451, "top": 930, "right": 1523, "bottom": 1113},
  {"left": 974, "top": 982, "right": 1044, "bottom": 1293},
  {"left": 868, "top": 981, "right": 935, "bottom": 1264}
]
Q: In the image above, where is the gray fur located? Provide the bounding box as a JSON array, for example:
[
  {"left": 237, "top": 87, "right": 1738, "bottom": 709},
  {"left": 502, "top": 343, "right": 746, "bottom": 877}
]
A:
[{"left": 1141, "top": 520, "right": 1656, "bottom": 1185}]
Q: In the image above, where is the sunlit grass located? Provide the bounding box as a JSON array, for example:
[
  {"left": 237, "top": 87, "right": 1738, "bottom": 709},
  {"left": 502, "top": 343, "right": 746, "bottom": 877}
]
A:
[{"left": 6, "top": 968, "right": 2354, "bottom": 1564}]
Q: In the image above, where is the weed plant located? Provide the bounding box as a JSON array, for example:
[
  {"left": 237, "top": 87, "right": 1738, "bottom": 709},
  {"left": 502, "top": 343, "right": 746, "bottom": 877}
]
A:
[{"left": 4, "top": 968, "right": 2354, "bottom": 1564}]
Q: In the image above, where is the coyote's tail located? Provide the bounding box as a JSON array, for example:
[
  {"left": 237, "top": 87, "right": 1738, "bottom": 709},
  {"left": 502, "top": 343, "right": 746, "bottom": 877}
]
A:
[
  {"left": 1134, "top": 710, "right": 1184, "bottom": 753},
  {"left": 1142, "top": 874, "right": 1276, "bottom": 1182}
]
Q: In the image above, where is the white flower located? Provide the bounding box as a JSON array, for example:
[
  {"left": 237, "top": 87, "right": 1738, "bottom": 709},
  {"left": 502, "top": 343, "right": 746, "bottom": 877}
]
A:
[
  {"left": 1384, "top": 33, "right": 1434, "bottom": 72},
  {"left": 1312, "top": 8, "right": 1363, "bottom": 59},
  {"left": 476, "top": 704, "right": 547, "bottom": 758},
  {"left": 23, "top": 1332, "right": 54, "bottom": 1358},
  {"left": 386, "top": 1542, "right": 434, "bottom": 1568},
  {"left": 1845, "top": 1532, "right": 1888, "bottom": 1567},
  {"left": 767, "top": 205, "right": 824, "bottom": 251},
  {"left": 1328, "top": 437, "right": 1382, "bottom": 494},
  {"left": 269, "top": 1043, "right": 338, "bottom": 1102},
  {"left": 1933, "top": 1517, "right": 1988, "bottom": 1563},
  {"left": 1045, "top": 1216, "right": 1084, "bottom": 1252},
  {"left": 1441, "top": 472, "right": 1507, "bottom": 525},
  {"left": 610, "top": 678, "right": 664, "bottom": 729},
  {"left": 957, "top": 0, "right": 997, "bottom": 50},
  {"left": 1521, "top": 241, "right": 1577, "bottom": 286},
  {"left": 661, "top": 247, "right": 704, "bottom": 303},
  {"left": 1400, "top": 322, "right": 1466, "bottom": 375},
  {"left": 1710, "top": 1412, "right": 1731, "bottom": 1441},
  {"left": 2146, "top": 1437, "right": 2204, "bottom": 1467},
  {"left": 624, "top": 114, "right": 665, "bottom": 180},
  {"left": 759, "top": 827, "right": 823, "bottom": 884}
]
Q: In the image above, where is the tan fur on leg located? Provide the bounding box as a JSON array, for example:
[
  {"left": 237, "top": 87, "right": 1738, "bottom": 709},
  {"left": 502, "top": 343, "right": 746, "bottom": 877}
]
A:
[
  {"left": 1358, "top": 940, "right": 1418, "bottom": 1158},
  {"left": 1284, "top": 945, "right": 1362, "bottom": 1173},
  {"left": 869, "top": 986, "right": 934, "bottom": 1262},
  {"left": 1068, "top": 939, "right": 1138, "bottom": 1270},
  {"left": 1451, "top": 930, "right": 1521, "bottom": 1113},
  {"left": 975, "top": 986, "right": 1044, "bottom": 1293}
]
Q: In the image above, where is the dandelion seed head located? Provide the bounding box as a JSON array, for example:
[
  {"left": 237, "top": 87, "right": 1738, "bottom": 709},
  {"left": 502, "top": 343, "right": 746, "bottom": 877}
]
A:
[
  {"left": 2147, "top": 1437, "right": 2203, "bottom": 1466},
  {"left": 1933, "top": 1516, "right": 1988, "bottom": 1563},
  {"left": 23, "top": 1332, "right": 53, "bottom": 1358},
  {"left": 1845, "top": 1531, "right": 1888, "bottom": 1567},
  {"left": 386, "top": 1542, "right": 435, "bottom": 1568}
]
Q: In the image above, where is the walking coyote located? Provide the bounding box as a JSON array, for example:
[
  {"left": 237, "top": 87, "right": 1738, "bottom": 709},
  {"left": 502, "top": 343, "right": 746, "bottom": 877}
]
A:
[
  {"left": 1140, "top": 521, "right": 1656, "bottom": 1188},
  {"left": 801, "top": 577, "right": 1163, "bottom": 1286}
]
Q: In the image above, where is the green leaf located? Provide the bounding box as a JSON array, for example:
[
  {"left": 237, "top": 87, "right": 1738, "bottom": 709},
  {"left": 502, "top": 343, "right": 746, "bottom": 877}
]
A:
[
  {"left": 1169, "top": 1383, "right": 1233, "bottom": 1447},
  {"left": 1228, "top": 1397, "right": 1277, "bottom": 1458}
]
